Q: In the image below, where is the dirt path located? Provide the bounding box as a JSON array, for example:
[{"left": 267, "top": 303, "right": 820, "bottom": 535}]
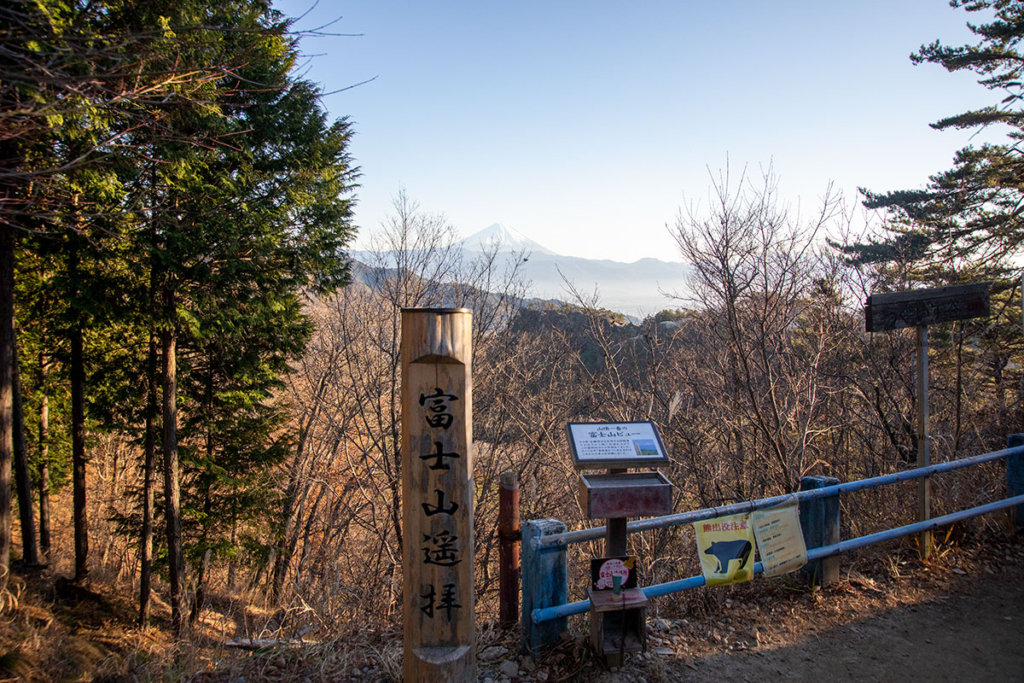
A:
[
  {"left": 679, "top": 574, "right": 1024, "bottom": 683},
  {"left": 521, "top": 536, "right": 1024, "bottom": 683}
]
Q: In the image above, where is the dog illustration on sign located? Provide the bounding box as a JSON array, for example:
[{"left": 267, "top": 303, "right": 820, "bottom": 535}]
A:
[{"left": 704, "top": 539, "right": 752, "bottom": 574}]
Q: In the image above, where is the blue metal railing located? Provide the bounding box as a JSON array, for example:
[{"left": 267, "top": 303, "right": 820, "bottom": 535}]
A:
[
  {"left": 533, "top": 492, "right": 1024, "bottom": 623},
  {"left": 535, "top": 446, "right": 1018, "bottom": 549},
  {"left": 521, "top": 439, "right": 1024, "bottom": 653}
]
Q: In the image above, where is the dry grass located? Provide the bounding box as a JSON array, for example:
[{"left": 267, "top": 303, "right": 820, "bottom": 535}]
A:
[
  {"left": 0, "top": 521, "right": 1019, "bottom": 682},
  {"left": 3, "top": 444, "right": 1019, "bottom": 682}
]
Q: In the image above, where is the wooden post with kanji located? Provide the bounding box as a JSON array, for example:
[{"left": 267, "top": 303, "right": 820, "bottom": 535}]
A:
[{"left": 401, "top": 308, "right": 475, "bottom": 683}]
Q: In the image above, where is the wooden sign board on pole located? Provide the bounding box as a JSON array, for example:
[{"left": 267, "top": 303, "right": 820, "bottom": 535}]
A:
[
  {"left": 865, "top": 282, "right": 990, "bottom": 332},
  {"left": 401, "top": 308, "right": 475, "bottom": 683},
  {"left": 864, "top": 282, "right": 991, "bottom": 560},
  {"left": 565, "top": 421, "right": 670, "bottom": 470}
]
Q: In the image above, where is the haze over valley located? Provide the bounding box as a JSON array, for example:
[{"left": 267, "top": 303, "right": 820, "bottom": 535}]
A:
[{"left": 354, "top": 222, "right": 691, "bottom": 317}]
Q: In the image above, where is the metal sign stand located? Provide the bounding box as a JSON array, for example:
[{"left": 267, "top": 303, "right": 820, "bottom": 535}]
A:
[
  {"left": 865, "top": 283, "right": 990, "bottom": 560},
  {"left": 916, "top": 326, "right": 931, "bottom": 559}
]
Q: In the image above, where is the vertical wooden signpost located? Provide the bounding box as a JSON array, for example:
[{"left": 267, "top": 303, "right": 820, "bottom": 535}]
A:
[
  {"left": 402, "top": 308, "right": 475, "bottom": 683},
  {"left": 865, "top": 283, "right": 990, "bottom": 559},
  {"left": 566, "top": 422, "right": 672, "bottom": 668}
]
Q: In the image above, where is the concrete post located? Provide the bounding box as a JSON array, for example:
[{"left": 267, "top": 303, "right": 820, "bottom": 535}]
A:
[
  {"left": 799, "top": 475, "right": 841, "bottom": 587},
  {"left": 521, "top": 519, "right": 568, "bottom": 656},
  {"left": 1007, "top": 434, "right": 1024, "bottom": 528}
]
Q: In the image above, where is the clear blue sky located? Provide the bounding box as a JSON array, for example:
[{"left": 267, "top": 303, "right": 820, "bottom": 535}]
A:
[{"left": 271, "top": 0, "right": 999, "bottom": 262}]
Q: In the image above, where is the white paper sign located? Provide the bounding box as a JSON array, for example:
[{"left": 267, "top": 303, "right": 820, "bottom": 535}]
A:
[
  {"left": 752, "top": 499, "right": 807, "bottom": 578},
  {"left": 566, "top": 421, "right": 670, "bottom": 469}
]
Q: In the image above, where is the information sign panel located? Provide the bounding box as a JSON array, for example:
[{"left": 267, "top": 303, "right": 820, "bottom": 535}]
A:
[
  {"left": 566, "top": 421, "right": 670, "bottom": 469},
  {"left": 752, "top": 499, "right": 807, "bottom": 577},
  {"left": 865, "top": 282, "right": 990, "bottom": 332}
]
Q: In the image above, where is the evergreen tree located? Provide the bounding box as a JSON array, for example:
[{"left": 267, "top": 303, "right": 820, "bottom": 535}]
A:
[
  {"left": 844, "top": 1, "right": 1024, "bottom": 273},
  {"left": 837, "top": 1, "right": 1024, "bottom": 448},
  {"left": 120, "top": 0, "right": 357, "bottom": 631},
  {"left": 0, "top": 0, "right": 225, "bottom": 587},
  {"left": 4, "top": 0, "right": 356, "bottom": 619}
]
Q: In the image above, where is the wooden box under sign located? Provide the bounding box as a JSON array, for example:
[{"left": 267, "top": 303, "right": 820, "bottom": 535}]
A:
[
  {"left": 588, "top": 588, "right": 647, "bottom": 658},
  {"left": 579, "top": 471, "right": 673, "bottom": 520}
]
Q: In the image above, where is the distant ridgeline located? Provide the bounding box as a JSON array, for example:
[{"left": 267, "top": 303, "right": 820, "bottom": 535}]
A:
[
  {"left": 345, "top": 250, "right": 693, "bottom": 379},
  {"left": 350, "top": 223, "right": 691, "bottom": 319}
]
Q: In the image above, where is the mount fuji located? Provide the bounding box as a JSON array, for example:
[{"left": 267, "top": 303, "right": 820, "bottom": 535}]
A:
[
  {"left": 457, "top": 223, "right": 689, "bottom": 317},
  {"left": 456, "top": 222, "right": 557, "bottom": 257}
]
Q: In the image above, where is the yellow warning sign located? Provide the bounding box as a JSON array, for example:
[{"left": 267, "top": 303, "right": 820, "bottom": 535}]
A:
[{"left": 694, "top": 513, "right": 755, "bottom": 586}]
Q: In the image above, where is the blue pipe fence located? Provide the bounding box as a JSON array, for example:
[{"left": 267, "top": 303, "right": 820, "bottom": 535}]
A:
[{"left": 521, "top": 435, "right": 1024, "bottom": 655}]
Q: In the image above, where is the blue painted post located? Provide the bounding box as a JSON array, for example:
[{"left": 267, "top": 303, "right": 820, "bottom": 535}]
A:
[
  {"left": 521, "top": 519, "right": 568, "bottom": 656},
  {"left": 1007, "top": 434, "right": 1024, "bottom": 528},
  {"left": 799, "top": 476, "right": 841, "bottom": 586}
]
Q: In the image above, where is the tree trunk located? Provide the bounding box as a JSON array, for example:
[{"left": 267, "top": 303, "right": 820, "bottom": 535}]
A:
[
  {"left": 189, "top": 489, "right": 212, "bottom": 625},
  {"left": 190, "top": 367, "right": 215, "bottom": 624},
  {"left": 139, "top": 330, "right": 157, "bottom": 627},
  {"left": 270, "top": 401, "right": 320, "bottom": 603},
  {"left": 140, "top": 207, "right": 159, "bottom": 626},
  {"left": 38, "top": 353, "right": 50, "bottom": 560},
  {"left": 69, "top": 243, "right": 89, "bottom": 584},
  {"left": 162, "top": 283, "right": 184, "bottom": 635},
  {"left": 271, "top": 500, "right": 302, "bottom": 603},
  {"left": 0, "top": 225, "right": 15, "bottom": 589},
  {"left": 270, "top": 461, "right": 303, "bottom": 602},
  {"left": 11, "top": 338, "right": 39, "bottom": 565},
  {"left": 227, "top": 505, "right": 237, "bottom": 590}
]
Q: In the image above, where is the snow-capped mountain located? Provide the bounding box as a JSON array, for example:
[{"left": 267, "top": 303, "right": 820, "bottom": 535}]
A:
[
  {"left": 350, "top": 223, "right": 691, "bottom": 317},
  {"left": 457, "top": 224, "right": 690, "bottom": 317},
  {"left": 456, "top": 223, "right": 558, "bottom": 257}
]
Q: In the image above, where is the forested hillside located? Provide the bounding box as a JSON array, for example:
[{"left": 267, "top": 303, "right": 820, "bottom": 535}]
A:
[
  {"left": 0, "top": 0, "right": 357, "bottom": 634},
  {"left": 2, "top": 0, "right": 1024, "bottom": 681}
]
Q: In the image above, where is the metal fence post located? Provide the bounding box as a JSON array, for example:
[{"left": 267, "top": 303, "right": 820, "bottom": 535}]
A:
[
  {"left": 800, "top": 475, "right": 841, "bottom": 586},
  {"left": 521, "top": 519, "right": 568, "bottom": 656},
  {"left": 499, "top": 472, "right": 520, "bottom": 627},
  {"left": 1008, "top": 434, "right": 1024, "bottom": 528},
  {"left": 915, "top": 325, "right": 932, "bottom": 560}
]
